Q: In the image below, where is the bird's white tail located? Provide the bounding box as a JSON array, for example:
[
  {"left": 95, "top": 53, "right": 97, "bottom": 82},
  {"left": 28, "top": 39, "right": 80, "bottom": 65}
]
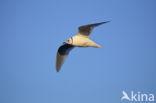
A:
[
  {"left": 90, "top": 40, "right": 103, "bottom": 48},
  {"left": 93, "top": 44, "right": 102, "bottom": 48}
]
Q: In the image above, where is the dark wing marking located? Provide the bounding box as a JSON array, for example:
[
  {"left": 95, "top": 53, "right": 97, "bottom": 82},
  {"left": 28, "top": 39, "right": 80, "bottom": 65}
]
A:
[
  {"left": 56, "top": 43, "right": 74, "bottom": 72},
  {"left": 78, "top": 21, "right": 110, "bottom": 37}
]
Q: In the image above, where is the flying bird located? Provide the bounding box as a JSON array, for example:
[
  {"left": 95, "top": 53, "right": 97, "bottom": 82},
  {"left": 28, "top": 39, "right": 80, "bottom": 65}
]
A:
[{"left": 56, "top": 21, "right": 110, "bottom": 72}]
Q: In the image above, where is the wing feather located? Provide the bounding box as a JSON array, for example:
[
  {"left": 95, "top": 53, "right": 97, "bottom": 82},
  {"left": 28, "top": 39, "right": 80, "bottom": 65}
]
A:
[
  {"left": 78, "top": 21, "right": 110, "bottom": 37},
  {"left": 56, "top": 44, "right": 74, "bottom": 72}
]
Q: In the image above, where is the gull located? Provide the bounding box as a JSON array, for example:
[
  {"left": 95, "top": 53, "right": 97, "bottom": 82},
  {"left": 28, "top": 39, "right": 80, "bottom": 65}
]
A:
[{"left": 56, "top": 21, "right": 110, "bottom": 72}]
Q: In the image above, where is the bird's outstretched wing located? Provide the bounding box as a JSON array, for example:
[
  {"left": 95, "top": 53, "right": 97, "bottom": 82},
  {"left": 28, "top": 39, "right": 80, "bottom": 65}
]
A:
[
  {"left": 78, "top": 21, "right": 110, "bottom": 37},
  {"left": 56, "top": 43, "right": 74, "bottom": 72}
]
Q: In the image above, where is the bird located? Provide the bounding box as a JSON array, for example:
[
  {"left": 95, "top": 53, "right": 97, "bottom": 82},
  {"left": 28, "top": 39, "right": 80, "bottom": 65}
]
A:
[
  {"left": 121, "top": 91, "right": 131, "bottom": 101},
  {"left": 56, "top": 21, "right": 110, "bottom": 72}
]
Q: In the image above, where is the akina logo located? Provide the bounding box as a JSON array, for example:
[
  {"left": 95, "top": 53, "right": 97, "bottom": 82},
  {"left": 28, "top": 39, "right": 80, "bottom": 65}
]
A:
[{"left": 121, "top": 90, "right": 154, "bottom": 102}]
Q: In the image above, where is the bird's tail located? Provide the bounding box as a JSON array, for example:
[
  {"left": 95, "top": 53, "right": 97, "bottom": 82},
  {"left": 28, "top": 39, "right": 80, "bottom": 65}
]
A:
[
  {"left": 93, "top": 44, "right": 102, "bottom": 48},
  {"left": 90, "top": 40, "right": 103, "bottom": 48}
]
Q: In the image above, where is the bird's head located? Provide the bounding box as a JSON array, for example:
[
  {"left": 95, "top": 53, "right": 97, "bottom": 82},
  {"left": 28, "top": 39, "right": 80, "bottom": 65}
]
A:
[{"left": 65, "top": 37, "right": 73, "bottom": 45}]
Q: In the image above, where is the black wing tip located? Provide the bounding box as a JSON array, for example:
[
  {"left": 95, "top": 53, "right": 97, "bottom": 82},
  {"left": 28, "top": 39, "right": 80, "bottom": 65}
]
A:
[
  {"left": 93, "top": 21, "right": 110, "bottom": 27},
  {"left": 105, "top": 20, "right": 111, "bottom": 23},
  {"left": 56, "top": 69, "right": 60, "bottom": 72},
  {"left": 56, "top": 65, "right": 60, "bottom": 72},
  {"left": 100, "top": 21, "right": 111, "bottom": 24},
  {"left": 90, "top": 21, "right": 111, "bottom": 26},
  {"left": 56, "top": 65, "right": 61, "bottom": 72}
]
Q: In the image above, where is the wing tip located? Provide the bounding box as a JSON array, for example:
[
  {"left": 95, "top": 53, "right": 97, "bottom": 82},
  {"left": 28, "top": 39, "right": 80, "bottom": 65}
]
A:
[
  {"left": 101, "top": 21, "right": 111, "bottom": 24},
  {"left": 91, "top": 21, "right": 111, "bottom": 27},
  {"left": 56, "top": 64, "right": 61, "bottom": 72},
  {"left": 56, "top": 69, "right": 60, "bottom": 72}
]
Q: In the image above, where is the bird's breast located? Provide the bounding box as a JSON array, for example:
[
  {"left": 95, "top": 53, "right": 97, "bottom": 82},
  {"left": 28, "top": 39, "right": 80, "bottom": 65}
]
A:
[{"left": 72, "top": 36, "right": 90, "bottom": 47}]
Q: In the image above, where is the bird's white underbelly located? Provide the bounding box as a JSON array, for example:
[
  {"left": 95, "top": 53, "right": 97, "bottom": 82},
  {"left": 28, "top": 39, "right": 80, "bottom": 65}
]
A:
[{"left": 72, "top": 35, "right": 93, "bottom": 47}]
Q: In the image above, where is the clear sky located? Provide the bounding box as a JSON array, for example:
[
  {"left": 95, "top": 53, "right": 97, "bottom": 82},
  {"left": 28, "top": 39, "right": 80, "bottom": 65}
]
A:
[{"left": 0, "top": 0, "right": 156, "bottom": 103}]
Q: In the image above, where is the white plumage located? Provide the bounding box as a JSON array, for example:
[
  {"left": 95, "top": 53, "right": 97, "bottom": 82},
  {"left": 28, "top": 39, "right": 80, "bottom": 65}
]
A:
[
  {"left": 70, "top": 35, "right": 102, "bottom": 48},
  {"left": 56, "top": 21, "right": 110, "bottom": 72}
]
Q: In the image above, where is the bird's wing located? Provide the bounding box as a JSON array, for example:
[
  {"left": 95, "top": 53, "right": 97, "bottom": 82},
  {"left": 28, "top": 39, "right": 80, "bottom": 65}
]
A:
[
  {"left": 56, "top": 43, "right": 74, "bottom": 72},
  {"left": 78, "top": 21, "right": 110, "bottom": 37}
]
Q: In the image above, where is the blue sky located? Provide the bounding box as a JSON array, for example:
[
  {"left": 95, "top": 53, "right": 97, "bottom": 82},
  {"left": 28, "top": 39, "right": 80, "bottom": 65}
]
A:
[{"left": 0, "top": 0, "right": 156, "bottom": 103}]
